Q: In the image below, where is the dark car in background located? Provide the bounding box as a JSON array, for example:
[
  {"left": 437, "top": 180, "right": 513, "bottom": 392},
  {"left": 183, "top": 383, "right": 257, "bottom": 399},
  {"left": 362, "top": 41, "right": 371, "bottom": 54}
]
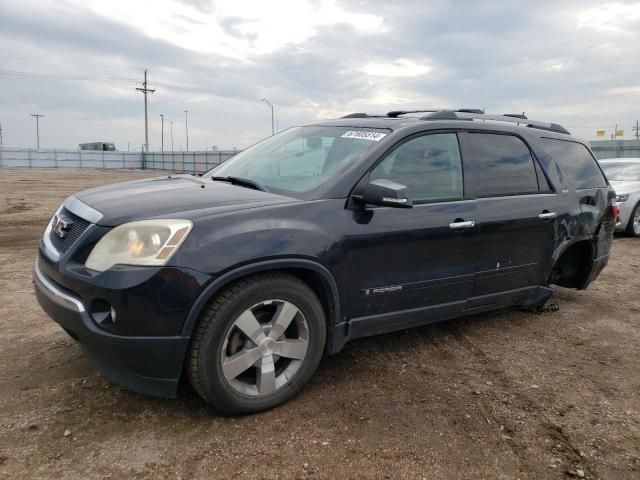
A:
[{"left": 34, "top": 109, "right": 616, "bottom": 414}]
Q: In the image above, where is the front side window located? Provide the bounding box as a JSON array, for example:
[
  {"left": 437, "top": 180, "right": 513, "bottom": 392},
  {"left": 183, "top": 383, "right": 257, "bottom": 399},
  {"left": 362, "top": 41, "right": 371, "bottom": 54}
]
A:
[
  {"left": 541, "top": 138, "right": 607, "bottom": 189},
  {"left": 468, "top": 133, "right": 539, "bottom": 197},
  {"left": 370, "top": 133, "right": 464, "bottom": 202},
  {"left": 206, "top": 126, "right": 389, "bottom": 196}
]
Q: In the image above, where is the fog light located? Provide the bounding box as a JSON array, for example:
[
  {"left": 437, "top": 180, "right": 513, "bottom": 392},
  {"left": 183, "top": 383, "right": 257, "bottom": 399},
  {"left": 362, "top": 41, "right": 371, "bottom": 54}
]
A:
[{"left": 89, "top": 299, "right": 116, "bottom": 329}]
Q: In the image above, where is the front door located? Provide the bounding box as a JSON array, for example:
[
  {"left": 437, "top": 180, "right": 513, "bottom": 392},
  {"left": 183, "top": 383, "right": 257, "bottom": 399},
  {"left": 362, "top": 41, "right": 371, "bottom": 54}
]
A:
[{"left": 345, "top": 132, "right": 479, "bottom": 336}]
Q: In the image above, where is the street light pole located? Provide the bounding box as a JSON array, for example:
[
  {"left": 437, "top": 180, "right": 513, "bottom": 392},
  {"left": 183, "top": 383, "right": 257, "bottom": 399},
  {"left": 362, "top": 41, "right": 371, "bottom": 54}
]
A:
[
  {"left": 31, "top": 113, "right": 44, "bottom": 149},
  {"left": 160, "top": 114, "right": 164, "bottom": 152},
  {"left": 261, "top": 98, "right": 275, "bottom": 135},
  {"left": 184, "top": 110, "right": 189, "bottom": 151},
  {"left": 170, "top": 121, "right": 174, "bottom": 152}
]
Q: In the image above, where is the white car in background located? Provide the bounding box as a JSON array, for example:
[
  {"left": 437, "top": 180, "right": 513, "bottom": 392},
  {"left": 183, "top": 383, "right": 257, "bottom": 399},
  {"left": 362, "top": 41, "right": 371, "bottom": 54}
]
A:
[{"left": 599, "top": 158, "right": 640, "bottom": 237}]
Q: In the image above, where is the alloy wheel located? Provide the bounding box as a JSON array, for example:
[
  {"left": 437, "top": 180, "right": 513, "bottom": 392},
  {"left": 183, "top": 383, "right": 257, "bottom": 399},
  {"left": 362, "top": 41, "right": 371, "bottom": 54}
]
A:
[{"left": 220, "top": 300, "right": 309, "bottom": 397}]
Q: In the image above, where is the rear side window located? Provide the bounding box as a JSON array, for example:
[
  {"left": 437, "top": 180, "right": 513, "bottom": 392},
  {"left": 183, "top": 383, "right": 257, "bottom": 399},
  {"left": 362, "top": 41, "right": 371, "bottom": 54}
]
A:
[
  {"left": 541, "top": 139, "right": 606, "bottom": 189},
  {"left": 468, "top": 133, "right": 539, "bottom": 197}
]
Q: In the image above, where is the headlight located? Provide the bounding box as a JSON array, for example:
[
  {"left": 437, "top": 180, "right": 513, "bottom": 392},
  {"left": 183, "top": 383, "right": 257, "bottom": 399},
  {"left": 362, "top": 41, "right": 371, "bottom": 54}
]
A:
[
  {"left": 85, "top": 219, "right": 193, "bottom": 272},
  {"left": 615, "top": 194, "right": 629, "bottom": 202}
]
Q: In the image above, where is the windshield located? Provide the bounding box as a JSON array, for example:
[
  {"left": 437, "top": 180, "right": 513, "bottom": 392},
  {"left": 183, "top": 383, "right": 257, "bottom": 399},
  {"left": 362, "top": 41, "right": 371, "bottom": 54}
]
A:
[
  {"left": 205, "top": 126, "right": 389, "bottom": 196},
  {"left": 600, "top": 162, "right": 640, "bottom": 182}
]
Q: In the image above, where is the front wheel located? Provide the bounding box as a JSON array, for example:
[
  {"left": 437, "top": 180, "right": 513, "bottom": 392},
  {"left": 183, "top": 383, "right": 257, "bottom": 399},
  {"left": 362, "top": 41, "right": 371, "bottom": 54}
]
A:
[
  {"left": 625, "top": 202, "right": 640, "bottom": 237},
  {"left": 188, "top": 273, "right": 326, "bottom": 415}
]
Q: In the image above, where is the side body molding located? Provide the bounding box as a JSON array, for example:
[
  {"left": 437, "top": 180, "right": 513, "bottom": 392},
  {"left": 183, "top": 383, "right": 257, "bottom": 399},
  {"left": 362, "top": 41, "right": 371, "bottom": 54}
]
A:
[{"left": 180, "top": 258, "right": 347, "bottom": 353}]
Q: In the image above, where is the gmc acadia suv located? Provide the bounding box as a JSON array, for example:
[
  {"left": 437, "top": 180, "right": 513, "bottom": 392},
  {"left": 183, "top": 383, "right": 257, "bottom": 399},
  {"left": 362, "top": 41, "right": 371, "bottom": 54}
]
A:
[{"left": 34, "top": 109, "right": 616, "bottom": 414}]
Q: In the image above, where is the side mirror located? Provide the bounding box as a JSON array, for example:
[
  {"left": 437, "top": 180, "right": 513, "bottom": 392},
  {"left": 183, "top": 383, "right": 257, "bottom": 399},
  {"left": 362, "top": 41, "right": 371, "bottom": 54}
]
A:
[{"left": 355, "top": 179, "right": 413, "bottom": 208}]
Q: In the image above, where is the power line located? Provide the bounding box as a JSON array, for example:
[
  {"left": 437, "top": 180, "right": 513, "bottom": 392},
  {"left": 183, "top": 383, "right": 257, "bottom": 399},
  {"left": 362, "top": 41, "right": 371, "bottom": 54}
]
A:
[
  {"left": 0, "top": 68, "right": 278, "bottom": 109},
  {"left": 136, "top": 70, "right": 155, "bottom": 152},
  {"left": 0, "top": 69, "right": 138, "bottom": 84},
  {"left": 0, "top": 54, "right": 144, "bottom": 72}
]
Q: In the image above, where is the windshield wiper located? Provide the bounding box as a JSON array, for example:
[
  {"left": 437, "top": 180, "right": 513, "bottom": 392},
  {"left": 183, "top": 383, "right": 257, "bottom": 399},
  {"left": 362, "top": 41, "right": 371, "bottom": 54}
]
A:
[{"left": 210, "top": 176, "right": 268, "bottom": 192}]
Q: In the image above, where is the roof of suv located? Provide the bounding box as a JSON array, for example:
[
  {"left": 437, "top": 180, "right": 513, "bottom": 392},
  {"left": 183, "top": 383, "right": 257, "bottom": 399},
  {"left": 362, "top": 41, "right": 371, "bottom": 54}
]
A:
[{"left": 309, "top": 109, "right": 574, "bottom": 139}]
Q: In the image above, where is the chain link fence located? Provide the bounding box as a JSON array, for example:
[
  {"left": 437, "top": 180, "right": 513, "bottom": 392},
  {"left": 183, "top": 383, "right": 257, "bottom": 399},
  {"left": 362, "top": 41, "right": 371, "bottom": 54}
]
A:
[{"left": 0, "top": 148, "right": 238, "bottom": 173}]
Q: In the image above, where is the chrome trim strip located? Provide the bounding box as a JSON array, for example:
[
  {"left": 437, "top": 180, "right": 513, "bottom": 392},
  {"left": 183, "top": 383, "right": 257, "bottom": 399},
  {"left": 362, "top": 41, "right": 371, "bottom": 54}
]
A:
[
  {"left": 33, "top": 258, "right": 85, "bottom": 312},
  {"left": 42, "top": 205, "right": 63, "bottom": 261},
  {"left": 64, "top": 196, "right": 103, "bottom": 224}
]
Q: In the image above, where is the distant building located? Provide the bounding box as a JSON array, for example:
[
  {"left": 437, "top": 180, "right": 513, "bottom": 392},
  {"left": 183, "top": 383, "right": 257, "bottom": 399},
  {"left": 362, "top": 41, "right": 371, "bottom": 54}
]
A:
[
  {"left": 79, "top": 142, "right": 116, "bottom": 151},
  {"left": 590, "top": 139, "right": 640, "bottom": 160}
]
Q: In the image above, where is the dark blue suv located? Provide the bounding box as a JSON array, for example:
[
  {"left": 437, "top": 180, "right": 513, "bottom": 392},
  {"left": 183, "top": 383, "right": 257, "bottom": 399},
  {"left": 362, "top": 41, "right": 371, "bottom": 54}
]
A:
[{"left": 34, "top": 109, "right": 616, "bottom": 414}]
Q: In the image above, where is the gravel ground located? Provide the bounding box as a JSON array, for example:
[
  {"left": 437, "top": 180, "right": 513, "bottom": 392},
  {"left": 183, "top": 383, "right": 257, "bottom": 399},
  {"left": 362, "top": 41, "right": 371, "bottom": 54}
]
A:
[{"left": 0, "top": 169, "right": 638, "bottom": 480}]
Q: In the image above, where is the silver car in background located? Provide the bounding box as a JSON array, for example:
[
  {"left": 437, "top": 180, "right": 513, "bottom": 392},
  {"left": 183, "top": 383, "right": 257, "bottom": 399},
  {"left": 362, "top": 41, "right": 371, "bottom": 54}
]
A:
[{"left": 599, "top": 158, "right": 640, "bottom": 237}]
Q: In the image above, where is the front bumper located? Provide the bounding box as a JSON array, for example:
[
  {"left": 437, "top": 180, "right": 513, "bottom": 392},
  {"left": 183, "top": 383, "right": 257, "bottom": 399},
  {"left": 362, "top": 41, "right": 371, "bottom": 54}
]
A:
[
  {"left": 34, "top": 258, "right": 190, "bottom": 397},
  {"left": 615, "top": 201, "right": 634, "bottom": 232}
]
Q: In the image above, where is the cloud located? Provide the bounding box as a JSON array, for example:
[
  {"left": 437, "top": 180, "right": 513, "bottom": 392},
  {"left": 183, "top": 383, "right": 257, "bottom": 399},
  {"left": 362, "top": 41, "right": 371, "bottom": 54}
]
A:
[{"left": 1, "top": 0, "right": 639, "bottom": 149}]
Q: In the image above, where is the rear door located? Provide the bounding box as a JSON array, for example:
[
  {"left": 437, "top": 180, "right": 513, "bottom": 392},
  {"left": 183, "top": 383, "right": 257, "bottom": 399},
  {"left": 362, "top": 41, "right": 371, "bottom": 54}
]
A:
[
  {"left": 539, "top": 138, "right": 614, "bottom": 286},
  {"left": 345, "top": 132, "right": 479, "bottom": 334},
  {"left": 462, "top": 131, "right": 560, "bottom": 308}
]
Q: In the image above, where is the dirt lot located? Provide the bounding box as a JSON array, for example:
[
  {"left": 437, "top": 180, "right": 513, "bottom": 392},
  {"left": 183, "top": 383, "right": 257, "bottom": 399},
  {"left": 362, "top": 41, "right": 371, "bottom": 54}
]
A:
[{"left": 0, "top": 169, "right": 638, "bottom": 480}]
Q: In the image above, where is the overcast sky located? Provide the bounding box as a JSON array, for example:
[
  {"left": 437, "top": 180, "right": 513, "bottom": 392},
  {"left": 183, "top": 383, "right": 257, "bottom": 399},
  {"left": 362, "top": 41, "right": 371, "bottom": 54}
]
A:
[{"left": 1, "top": 0, "right": 639, "bottom": 150}]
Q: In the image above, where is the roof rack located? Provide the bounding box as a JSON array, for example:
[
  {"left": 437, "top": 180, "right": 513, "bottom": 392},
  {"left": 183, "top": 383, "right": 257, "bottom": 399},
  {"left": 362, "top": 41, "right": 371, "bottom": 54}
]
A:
[
  {"left": 386, "top": 108, "right": 484, "bottom": 118},
  {"left": 341, "top": 113, "right": 370, "bottom": 118},
  {"left": 420, "top": 110, "right": 570, "bottom": 135},
  {"left": 342, "top": 108, "right": 486, "bottom": 119}
]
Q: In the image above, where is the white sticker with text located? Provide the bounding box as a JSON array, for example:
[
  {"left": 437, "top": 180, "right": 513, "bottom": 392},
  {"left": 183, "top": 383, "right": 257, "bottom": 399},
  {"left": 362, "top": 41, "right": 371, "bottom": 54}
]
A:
[{"left": 341, "top": 130, "right": 387, "bottom": 141}]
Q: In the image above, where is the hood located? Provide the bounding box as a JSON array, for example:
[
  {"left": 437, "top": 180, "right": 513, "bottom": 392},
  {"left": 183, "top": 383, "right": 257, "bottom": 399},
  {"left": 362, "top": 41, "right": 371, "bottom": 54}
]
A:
[
  {"left": 75, "top": 175, "right": 297, "bottom": 226},
  {"left": 610, "top": 180, "right": 640, "bottom": 195}
]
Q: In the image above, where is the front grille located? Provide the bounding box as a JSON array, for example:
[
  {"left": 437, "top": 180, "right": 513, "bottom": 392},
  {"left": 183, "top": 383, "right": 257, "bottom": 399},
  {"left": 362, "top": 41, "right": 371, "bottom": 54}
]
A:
[{"left": 49, "top": 207, "right": 91, "bottom": 254}]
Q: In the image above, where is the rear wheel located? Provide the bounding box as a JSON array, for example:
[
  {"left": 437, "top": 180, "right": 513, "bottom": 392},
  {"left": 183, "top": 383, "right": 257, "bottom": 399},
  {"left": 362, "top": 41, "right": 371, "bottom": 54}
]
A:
[
  {"left": 625, "top": 203, "right": 640, "bottom": 237},
  {"left": 188, "top": 273, "right": 326, "bottom": 415}
]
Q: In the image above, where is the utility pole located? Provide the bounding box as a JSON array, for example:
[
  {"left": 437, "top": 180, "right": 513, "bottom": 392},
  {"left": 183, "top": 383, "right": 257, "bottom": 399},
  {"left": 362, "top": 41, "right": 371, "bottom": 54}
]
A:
[
  {"left": 633, "top": 120, "right": 639, "bottom": 141},
  {"left": 261, "top": 98, "right": 275, "bottom": 135},
  {"left": 31, "top": 113, "right": 44, "bottom": 149},
  {"left": 170, "top": 121, "right": 174, "bottom": 152},
  {"left": 136, "top": 70, "right": 155, "bottom": 152},
  {"left": 160, "top": 114, "right": 164, "bottom": 152},
  {"left": 184, "top": 110, "right": 189, "bottom": 151},
  {"left": 0, "top": 120, "right": 3, "bottom": 145}
]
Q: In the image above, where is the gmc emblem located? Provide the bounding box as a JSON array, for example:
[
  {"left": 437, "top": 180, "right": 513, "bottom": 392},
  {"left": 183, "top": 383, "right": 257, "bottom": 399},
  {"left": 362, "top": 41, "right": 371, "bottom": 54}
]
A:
[{"left": 52, "top": 214, "right": 73, "bottom": 239}]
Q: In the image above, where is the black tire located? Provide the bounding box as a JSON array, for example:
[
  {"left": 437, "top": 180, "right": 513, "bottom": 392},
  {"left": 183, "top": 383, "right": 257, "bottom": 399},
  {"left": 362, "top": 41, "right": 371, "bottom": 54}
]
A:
[
  {"left": 188, "top": 272, "right": 326, "bottom": 415},
  {"left": 625, "top": 202, "right": 640, "bottom": 237}
]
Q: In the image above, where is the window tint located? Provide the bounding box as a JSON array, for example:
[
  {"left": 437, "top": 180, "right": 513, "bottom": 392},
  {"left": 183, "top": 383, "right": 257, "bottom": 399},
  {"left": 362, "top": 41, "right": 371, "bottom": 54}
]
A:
[
  {"left": 468, "top": 133, "right": 539, "bottom": 197},
  {"left": 541, "top": 139, "right": 607, "bottom": 189},
  {"left": 371, "top": 133, "right": 463, "bottom": 202}
]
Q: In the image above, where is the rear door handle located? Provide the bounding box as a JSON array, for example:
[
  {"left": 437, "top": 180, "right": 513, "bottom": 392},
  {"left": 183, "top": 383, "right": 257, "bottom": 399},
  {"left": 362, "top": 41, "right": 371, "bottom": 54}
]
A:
[
  {"left": 449, "top": 220, "right": 475, "bottom": 229},
  {"left": 538, "top": 212, "right": 557, "bottom": 220}
]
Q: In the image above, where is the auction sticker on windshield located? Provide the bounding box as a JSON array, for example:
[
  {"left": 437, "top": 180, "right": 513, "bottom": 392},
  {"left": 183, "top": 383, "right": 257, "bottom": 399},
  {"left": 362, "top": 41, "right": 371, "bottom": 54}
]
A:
[{"left": 341, "top": 130, "right": 387, "bottom": 141}]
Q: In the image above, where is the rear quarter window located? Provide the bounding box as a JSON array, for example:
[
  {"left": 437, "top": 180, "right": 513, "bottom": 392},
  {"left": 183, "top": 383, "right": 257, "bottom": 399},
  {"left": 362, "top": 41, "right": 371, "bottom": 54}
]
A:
[{"left": 541, "top": 138, "right": 607, "bottom": 189}]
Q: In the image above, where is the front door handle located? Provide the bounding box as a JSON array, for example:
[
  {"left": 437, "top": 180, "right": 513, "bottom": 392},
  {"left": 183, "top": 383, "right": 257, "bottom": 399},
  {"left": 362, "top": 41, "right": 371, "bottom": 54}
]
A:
[
  {"left": 449, "top": 220, "right": 475, "bottom": 230},
  {"left": 538, "top": 211, "right": 557, "bottom": 220}
]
